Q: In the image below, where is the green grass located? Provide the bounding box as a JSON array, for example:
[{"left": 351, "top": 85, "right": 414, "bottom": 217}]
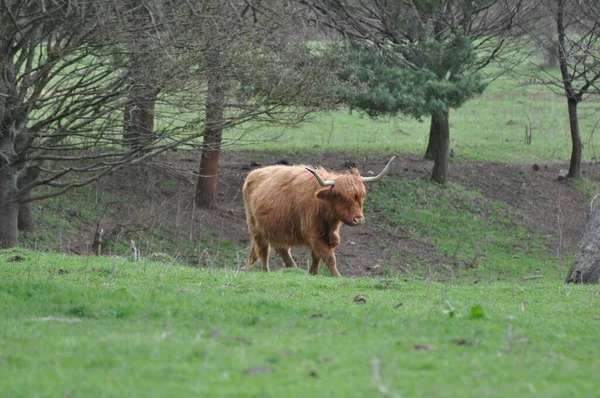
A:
[
  {"left": 25, "top": 185, "right": 114, "bottom": 252},
  {"left": 0, "top": 249, "right": 598, "bottom": 397},
  {"left": 366, "top": 179, "right": 554, "bottom": 280},
  {"left": 230, "top": 71, "right": 600, "bottom": 164}
]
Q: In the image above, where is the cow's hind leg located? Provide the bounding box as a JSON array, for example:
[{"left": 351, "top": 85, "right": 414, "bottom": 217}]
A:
[
  {"left": 254, "top": 237, "right": 270, "bottom": 272},
  {"left": 244, "top": 240, "right": 270, "bottom": 272},
  {"left": 243, "top": 240, "right": 259, "bottom": 270},
  {"left": 275, "top": 248, "right": 297, "bottom": 268}
]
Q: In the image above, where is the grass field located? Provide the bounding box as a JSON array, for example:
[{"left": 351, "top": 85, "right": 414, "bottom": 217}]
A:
[
  {"left": 1, "top": 249, "right": 599, "bottom": 397},
  {"left": 7, "top": 45, "right": 600, "bottom": 397},
  {"left": 229, "top": 71, "right": 600, "bottom": 164},
  {"left": 366, "top": 179, "right": 556, "bottom": 280}
]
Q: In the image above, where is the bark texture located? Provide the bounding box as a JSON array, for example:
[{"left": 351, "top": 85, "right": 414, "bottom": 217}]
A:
[
  {"left": 123, "top": 90, "right": 157, "bottom": 152},
  {"left": 17, "top": 203, "right": 36, "bottom": 232},
  {"left": 430, "top": 109, "right": 450, "bottom": 184},
  {"left": 195, "top": 52, "right": 226, "bottom": 209},
  {"left": 566, "top": 197, "right": 600, "bottom": 284},
  {"left": 424, "top": 118, "right": 437, "bottom": 161},
  {"left": 17, "top": 166, "right": 41, "bottom": 232},
  {"left": 556, "top": 1, "right": 582, "bottom": 179},
  {"left": 565, "top": 98, "right": 582, "bottom": 179},
  {"left": 0, "top": 161, "right": 19, "bottom": 249}
]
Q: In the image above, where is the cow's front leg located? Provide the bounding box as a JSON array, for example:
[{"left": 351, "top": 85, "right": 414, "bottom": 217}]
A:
[
  {"left": 309, "top": 251, "right": 320, "bottom": 275},
  {"left": 326, "top": 230, "right": 340, "bottom": 249},
  {"left": 310, "top": 239, "right": 342, "bottom": 277}
]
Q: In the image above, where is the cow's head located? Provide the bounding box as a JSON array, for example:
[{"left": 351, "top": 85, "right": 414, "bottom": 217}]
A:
[{"left": 307, "top": 157, "right": 395, "bottom": 226}]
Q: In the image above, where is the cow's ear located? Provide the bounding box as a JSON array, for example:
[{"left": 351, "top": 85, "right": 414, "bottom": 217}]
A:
[{"left": 316, "top": 187, "right": 333, "bottom": 201}]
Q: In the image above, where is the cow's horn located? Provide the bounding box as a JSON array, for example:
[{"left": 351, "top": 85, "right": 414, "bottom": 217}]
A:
[
  {"left": 306, "top": 168, "right": 336, "bottom": 186},
  {"left": 361, "top": 156, "right": 396, "bottom": 183}
]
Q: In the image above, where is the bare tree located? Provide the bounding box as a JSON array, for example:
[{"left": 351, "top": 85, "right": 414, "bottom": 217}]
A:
[
  {"left": 0, "top": 1, "right": 204, "bottom": 249},
  {"left": 192, "top": 1, "right": 337, "bottom": 208},
  {"left": 119, "top": 1, "right": 172, "bottom": 152},
  {"left": 519, "top": 0, "right": 600, "bottom": 179},
  {"left": 196, "top": 48, "right": 227, "bottom": 208},
  {"left": 0, "top": 1, "right": 336, "bottom": 247},
  {"left": 566, "top": 195, "right": 600, "bottom": 284}
]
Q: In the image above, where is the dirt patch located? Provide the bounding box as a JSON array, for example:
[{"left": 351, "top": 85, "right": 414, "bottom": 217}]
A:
[{"left": 56, "top": 150, "right": 599, "bottom": 277}]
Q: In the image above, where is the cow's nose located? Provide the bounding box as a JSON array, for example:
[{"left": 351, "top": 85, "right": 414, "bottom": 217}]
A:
[{"left": 353, "top": 216, "right": 365, "bottom": 225}]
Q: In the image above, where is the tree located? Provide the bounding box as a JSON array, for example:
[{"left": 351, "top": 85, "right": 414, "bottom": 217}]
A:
[
  {"left": 566, "top": 196, "right": 600, "bottom": 284},
  {"left": 119, "top": 2, "right": 173, "bottom": 152},
  {"left": 196, "top": 49, "right": 227, "bottom": 208},
  {"left": 303, "top": 0, "right": 526, "bottom": 184},
  {"left": 520, "top": 0, "right": 600, "bottom": 179},
  {"left": 0, "top": 0, "right": 337, "bottom": 249},
  {"left": 0, "top": 1, "right": 205, "bottom": 249},
  {"left": 330, "top": 36, "right": 486, "bottom": 183},
  {"left": 193, "top": 1, "right": 337, "bottom": 208}
]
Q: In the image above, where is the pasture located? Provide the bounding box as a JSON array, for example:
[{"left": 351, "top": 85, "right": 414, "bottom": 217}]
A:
[
  {"left": 4, "top": 63, "right": 600, "bottom": 397},
  {"left": 1, "top": 249, "right": 599, "bottom": 397},
  {"left": 232, "top": 72, "right": 600, "bottom": 164}
]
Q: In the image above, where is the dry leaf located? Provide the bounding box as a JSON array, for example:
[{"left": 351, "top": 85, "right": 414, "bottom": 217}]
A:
[
  {"left": 245, "top": 366, "right": 274, "bottom": 375},
  {"left": 451, "top": 338, "right": 470, "bottom": 346},
  {"left": 413, "top": 344, "right": 436, "bottom": 351}
]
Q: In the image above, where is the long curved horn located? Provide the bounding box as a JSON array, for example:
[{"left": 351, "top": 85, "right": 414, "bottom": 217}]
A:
[
  {"left": 306, "top": 167, "right": 335, "bottom": 186},
  {"left": 361, "top": 156, "right": 396, "bottom": 183}
]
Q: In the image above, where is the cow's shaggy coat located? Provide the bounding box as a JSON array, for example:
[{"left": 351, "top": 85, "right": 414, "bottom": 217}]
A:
[{"left": 242, "top": 158, "right": 394, "bottom": 276}]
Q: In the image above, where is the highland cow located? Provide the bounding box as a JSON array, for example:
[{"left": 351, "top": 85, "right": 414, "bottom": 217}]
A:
[{"left": 242, "top": 157, "right": 395, "bottom": 277}]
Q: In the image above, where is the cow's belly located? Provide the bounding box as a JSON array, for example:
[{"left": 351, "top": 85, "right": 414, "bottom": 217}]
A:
[
  {"left": 252, "top": 215, "right": 311, "bottom": 248},
  {"left": 261, "top": 229, "right": 310, "bottom": 248}
]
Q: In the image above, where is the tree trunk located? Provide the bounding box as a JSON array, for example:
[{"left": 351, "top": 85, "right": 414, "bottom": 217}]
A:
[
  {"left": 424, "top": 118, "right": 437, "bottom": 160},
  {"left": 543, "top": 38, "right": 560, "bottom": 68},
  {"left": 0, "top": 162, "right": 19, "bottom": 249},
  {"left": 566, "top": 98, "right": 582, "bottom": 179},
  {"left": 123, "top": 90, "right": 157, "bottom": 153},
  {"left": 430, "top": 109, "right": 450, "bottom": 184},
  {"left": 566, "top": 197, "right": 600, "bottom": 284},
  {"left": 425, "top": 17, "right": 445, "bottom": 163},
  {"left": 196, "top": 149, "right": 221, "bottom": 208},
  {"left": 16, "top": 165, "right": 41, "bottom": 232},
  {"left": 17, "top": 203, "right": 35, "bottom": 232},
  {"left": 195, "top": 53, "right": 226, "bottom": 209},
  {"left": 556, "top": 0, "right": 581, "bottom": 179}
]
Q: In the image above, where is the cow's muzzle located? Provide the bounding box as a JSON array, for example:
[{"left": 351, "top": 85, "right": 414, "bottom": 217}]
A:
[{"left": 350, "top": 216, "right": 365, "bottom": 226}]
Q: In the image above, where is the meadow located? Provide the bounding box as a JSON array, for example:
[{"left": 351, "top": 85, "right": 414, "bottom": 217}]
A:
[
  {"left": 1, "top": 249, "right": 599, "bottom": 398},
  {"left": 230, "top": 71, "right": 600, "bottom": 164},
  {"left": 4, "top": 61, "right": 600, "bottom": 397}
]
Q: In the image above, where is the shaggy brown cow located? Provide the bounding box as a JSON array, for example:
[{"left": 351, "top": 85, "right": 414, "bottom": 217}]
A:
[{"left": 242, "top": 157, "right": 395, "bottom": 277}]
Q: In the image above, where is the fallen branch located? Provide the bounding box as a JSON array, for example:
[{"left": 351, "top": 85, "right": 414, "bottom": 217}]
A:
[
  {"left": 521, "top": 275, "right": 543, "bottom": 281},
  {"left": 371, "top": 358, "right": 388, "bottom": 396}
]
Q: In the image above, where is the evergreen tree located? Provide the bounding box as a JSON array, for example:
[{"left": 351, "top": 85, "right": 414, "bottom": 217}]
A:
[{"left": 305, "top": 0, "right": 525, "bottom": 183}]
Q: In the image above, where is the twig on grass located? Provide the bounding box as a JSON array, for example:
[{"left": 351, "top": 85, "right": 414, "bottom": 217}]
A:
[
  {"left": 371, "top": 358, "right": 388, "bottom": 396},
  {"left": 521, "top": 275, "right": 543, "bottom": 281},
  {"left": 298, "top": 329, "right": 346, "bottom": 343}
]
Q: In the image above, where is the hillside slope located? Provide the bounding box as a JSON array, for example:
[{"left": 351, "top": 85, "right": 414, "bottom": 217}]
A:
[{"left": 21, "top": 150, "right": 599, "bottom": 280}]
